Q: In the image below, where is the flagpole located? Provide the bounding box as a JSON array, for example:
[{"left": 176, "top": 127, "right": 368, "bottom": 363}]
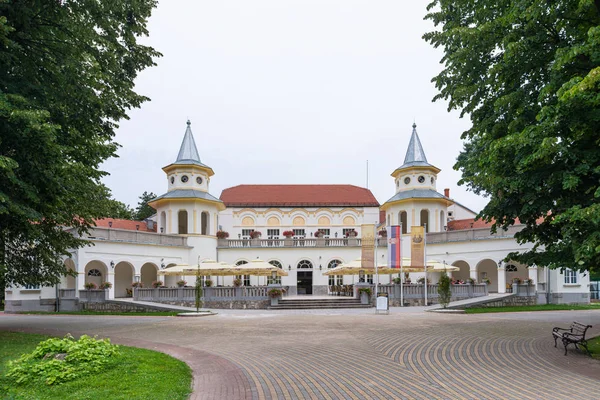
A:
[
  {"left": 424, "top": 223, "right": 428, "bottom": 307},
  {"left": 400, "top": 223, "right": 404, "bottom": 307},
  {"left": 375, "top": 221, "right": 379, "bottom": 306}
]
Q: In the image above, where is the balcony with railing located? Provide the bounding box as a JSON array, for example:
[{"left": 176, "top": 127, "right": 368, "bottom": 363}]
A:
[{"left": 80, "top": 227, "right": 188, "bottom": 247}]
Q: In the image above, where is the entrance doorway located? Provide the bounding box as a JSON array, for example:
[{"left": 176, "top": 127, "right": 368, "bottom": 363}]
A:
[{"left": 297, "top": 271, "right": 313, "bottom": 295}]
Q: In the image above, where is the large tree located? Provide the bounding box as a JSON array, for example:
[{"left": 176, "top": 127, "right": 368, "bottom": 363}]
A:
[
  {"left": 0, "top": 1, "right": 160, "bottom": 287},
  {"left": 134, "top": 191, "right": 157, "bottom": 221},
  {"left": 424, "top": 1, "right": 600, "bottom": 275}
]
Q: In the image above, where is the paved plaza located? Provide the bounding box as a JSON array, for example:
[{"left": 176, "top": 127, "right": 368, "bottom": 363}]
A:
[{"left": 1, "top": 308, "right": 599, "bottom": 400}]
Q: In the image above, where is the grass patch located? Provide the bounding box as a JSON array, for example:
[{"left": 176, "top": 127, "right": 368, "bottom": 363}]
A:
[
  {"left": 465, "top": 303, "right": 600, "bottom": 314},
  {"left": 15, "top": 311, "right": 180, "bottom": 317},
  {"left": 0, "top": 331, "right": 192, "bottom": 400},
  {"left": 589, "top": 336, "right": 600, "bottom": 360}
]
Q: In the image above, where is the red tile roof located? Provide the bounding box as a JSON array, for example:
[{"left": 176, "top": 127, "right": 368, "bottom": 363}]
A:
[
  {"left": 447, "top": 218, "right": 493, "bottom": 231},
  {"left": 94, "top": 218, "right": 156, "bottom": 232},
  {"left": 220, "top": 185, "right": 380, "bottom": 207}
]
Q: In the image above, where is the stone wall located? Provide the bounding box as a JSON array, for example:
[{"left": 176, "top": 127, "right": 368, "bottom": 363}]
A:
[
  {"left": 460, "top": 295, "right": 537, "bottom": 309},
  {"left": 82, "top": 301, "right": 183, "bottom": 313},
  {"left": 152, "top": 299, "right": 269, "bottom": 309}
]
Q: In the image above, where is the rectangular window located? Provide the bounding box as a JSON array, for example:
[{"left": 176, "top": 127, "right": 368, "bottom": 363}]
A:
[
  {"left": 241, "top": 229, "right": 254, "bottom": 238},
  {"left": 267, "top": 229, "right": 280, "bottom": 239},
  {"left": 564, "top": 269, "right": 577, "bottom": 284},
  {"left": 22, "top": 284, "right": 40, "bottom": 290},
  {"left": 293, "top": 229, "right": 305, "bottom": 237},
  {"left": 317, "top": 229, "right": 330, "bottom": 237},
  {"left": 366, "top": 274, "right": 373, "bottom": 284}
]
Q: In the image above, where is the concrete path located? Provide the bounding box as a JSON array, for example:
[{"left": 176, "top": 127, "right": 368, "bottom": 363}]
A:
[
  {"left": 426, "top": 293, "right": 514, "bottom": 311},
  {"left": 1, "top": 309, "right": 599, "bottom": 399}
]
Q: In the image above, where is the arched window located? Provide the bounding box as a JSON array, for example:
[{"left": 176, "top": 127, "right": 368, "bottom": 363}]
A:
[
  {"left": 235, "top": 260, "right": 249, "bottom": 286},
  {"left": 440, "top": 210, "right": 445, "bottom": 232},
  {"left": 318, "top": 216, "right": 331, "bottom": 226},
  {"left": 268, "top": 260, "right": 283, "bottom": 284},
  {"left": 420, "top": 209, "right": 429, "bottom": 233},
  {"left": 293, "top": 216, "right": 305, "bottom": 226},
  {"left": 328, "top": 259, "right": 343, "bottom": 286},
  {"left": 505, "top": 264, "right": 518, "bottom": 272},
  {"left": 160, "top": 212, "right": 166, "bottom": 233},
  {"left": 201, "top": 211, "right": 209, "bottom": 235},
  {"left": 297, "top": 260, "right": 313, "bottom": 269},
  {"left": 241, "top": 216, "right": 254, "bottom": 226},
  {"left": 178, "top": 210, "right": 188, "bottom": 234},
  {"left": 400, "top": 211, "right": 408, "bottom": 234},
  {"left": 87, "top": 269, "right": 102, "bottom": 276}
]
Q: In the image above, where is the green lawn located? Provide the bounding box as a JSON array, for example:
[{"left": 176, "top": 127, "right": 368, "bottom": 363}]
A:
[
  {"left": 15, "top": 310, "right": 181, "bottom": 317},
  {"left": 589, "top": 336, "right": 600, "bottom": 360},
  {"left": 0, "top": 331, "right": 192, "bottom": 400},
  {"left": 465, "top": 303, "right": 600, "bottom": 314}
]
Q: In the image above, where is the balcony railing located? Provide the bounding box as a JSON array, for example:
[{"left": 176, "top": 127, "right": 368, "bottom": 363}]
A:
[
  {"left": 80, "top": 227, "right": 188, "bottom": 247},
  {"left": 427, "top": 225, "right": 522, "bottom": 244},
  {"left": 218, "top": 237, "right": 363, "bottom": 248}
]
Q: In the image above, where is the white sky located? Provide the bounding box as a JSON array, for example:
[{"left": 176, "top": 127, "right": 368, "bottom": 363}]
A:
[{"left": 102, "top": 0, "right": 488, "bottom": 213}]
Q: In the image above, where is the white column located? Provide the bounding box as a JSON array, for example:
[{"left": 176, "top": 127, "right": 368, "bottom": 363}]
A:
[
  {"left": 497, "top": 263, "right": 506, "bottom": 293},
  {"left": 470, "top": 268, "right": 477, "bottom": 282},
  {"left": 528, "top": 265, "right": 538, "bottom": 287}
]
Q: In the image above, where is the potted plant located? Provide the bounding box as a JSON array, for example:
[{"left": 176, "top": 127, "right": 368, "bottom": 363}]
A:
[
  {"left": 345, "top": 229, "right": 357, "bottom": 238},
  {"left": 466, "top": 278, "right": 475, "bottom": 285},
  {"left": 99, "top": 281, "right": 112, "bottom": 290},
  {"left": 131, "top": 281, "right": 143, "bottom": 288},
  {"left": 216, "top": 230, "right": 229, "bottom": 247},
  {"left": 378, "top": 229, "right": 387, "bottom": 245},
  {"left": 358, "top": 287, "right": 372, "bottom": 305},
  {"left": 524, "top": 278, "right": 534, "bottom": 285},
  {"left": 177, "top": 280, "right": 187, "bottom": 288},
  {"left": 233, "top": 278, "right": 242, "bottom": 287},
  {"left": 513, "top": 277, "right": 522, "bottom": 284},
  {"left": 250, "top": 231, "right": 262, "bottom": 247},
  {"left": 314, "top": 230, "right": 324, "bottom": 238},
  {"left": 268, "top": 288, "right": 283, "bottom": 306},
  {"left": 392, "top": 277, "right": 402, "bottom": 284},
  {"left": 84, "top": 282, "right": 97, "bottom": 290},
  {"left": 417, "top": 277, "right": 425, "bottom": 284},
  {"left": 314, "top": 230, "right": 326, "bottom": 246},
  {"left": 152, "top": 280, "right": 163, "bottom": 289},
  {"left": 125, "top": 288, "right": 133, "bottom": 297},
  {"left": 282, "top": 230, "right": 294, "bottom": 246},
  {"left": 205, "top": 279, "right": 213, "bottom": 287},
  {"left": 482, "top": 278, "right": 491, "bottom": 285}
]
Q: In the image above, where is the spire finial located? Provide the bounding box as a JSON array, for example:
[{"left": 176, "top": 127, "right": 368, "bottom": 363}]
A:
[
  {"left": 412, "top": 122, "right": 417, "bottom": 129},
  {"left": 186, "top": 119, "right": 191, "bottom": 126}
]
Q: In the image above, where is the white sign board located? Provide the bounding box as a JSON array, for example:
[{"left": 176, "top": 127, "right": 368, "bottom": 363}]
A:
[{"left": 376, "top": 295, "right": 389, "bottom": 314}]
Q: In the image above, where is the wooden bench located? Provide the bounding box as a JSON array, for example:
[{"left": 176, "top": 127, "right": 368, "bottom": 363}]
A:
[{"left": 552, "top": 321, "right": 593, "bottom": 356}]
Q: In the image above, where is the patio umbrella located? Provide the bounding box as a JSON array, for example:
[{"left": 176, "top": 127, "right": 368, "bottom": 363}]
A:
[
  {"left": 158, "top": 260, "right": 233, "bottom": 277},
  {"left": 229, "top": 259, "right": 289, "bottom": 277},
  {"left": 427, "top": 260, "right": 460, "bottom": 272},
  {"left": 323, "top": 258, "right": 422, "bottom": 276}
]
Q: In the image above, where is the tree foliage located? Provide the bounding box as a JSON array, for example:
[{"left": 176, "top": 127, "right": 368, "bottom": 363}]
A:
[
  {"left": 437, "top": 272, "right": 451, "bottom": 308},
  {"left": 0, "top": 1, "right": 160, "bottom": 287},
  {"left": 424, "top": 1, "right": 600, "bottom": 274},
  {"left": 106, "top": 199, "right": 135, "bottom": 220},
  {"left": 134, "top": 191, "right": 157, "bottom": 221}
]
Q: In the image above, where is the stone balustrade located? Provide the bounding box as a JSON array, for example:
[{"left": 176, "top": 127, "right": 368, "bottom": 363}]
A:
[
  {"left": 134, "top": 286, "right": 270, "bottom": 302},
  {"left": 373, "top": 283, "right": 489, "bottom": 301},
  {"left": 80, "top": 227, "right": 188, "bottom": 247}
]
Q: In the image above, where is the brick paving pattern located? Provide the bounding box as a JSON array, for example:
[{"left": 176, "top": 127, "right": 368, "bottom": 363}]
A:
[{"left": 1, "top": 309, "right": 599, "bottom": 399}]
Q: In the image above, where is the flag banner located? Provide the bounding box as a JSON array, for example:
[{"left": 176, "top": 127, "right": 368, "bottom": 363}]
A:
[
  {"left": 387, "top": 225, "right": 402, "bottom": 269},
  {"left": 361, "top": 224, "right": 376, "bottom": 269},
  {"left": 411, "top": 226, "right": 425, "bottom": 269}
]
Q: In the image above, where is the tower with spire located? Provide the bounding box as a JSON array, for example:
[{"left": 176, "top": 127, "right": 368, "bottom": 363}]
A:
[
  {"left": 149, "top": 120, "right": 224, "bottom": 236},
  {"left": 381, "top": 123, "right": 452, "bottom": 234}
]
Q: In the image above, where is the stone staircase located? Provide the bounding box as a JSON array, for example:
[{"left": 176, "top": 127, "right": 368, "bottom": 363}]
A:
[{"left": 269, "top": 297, "right": 371, "bottom": 310}]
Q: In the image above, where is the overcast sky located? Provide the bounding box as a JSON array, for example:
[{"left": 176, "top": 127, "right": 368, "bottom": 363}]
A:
[{"left": 102, "top": 0, "right": 488, "bottom": 214}]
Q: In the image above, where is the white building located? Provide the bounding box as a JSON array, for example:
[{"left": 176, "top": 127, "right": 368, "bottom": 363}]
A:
[{"left": 4, "top": 122, "right": 591, "bottom": 311}]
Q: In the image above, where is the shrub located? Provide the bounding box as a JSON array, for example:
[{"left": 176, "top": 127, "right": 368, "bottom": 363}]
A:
[
  {"left": 233, "top": 278, "right": 242, "bottom": 287},
  {"left": 99, "top": 281, "right": 112, "bottom": 289},
  {"left": 267, "top": 288, "right": 283, "bottom": 298},
  {"left": 125, "top": 288, "right": 133, "bottom": 297},
  {"left": 249, "top": 231, "right": 262, "bottom": 239},
  {"left": 204, "top": 279, "right": 213, "bottom": 287},
  {"left": 152, "top": 280, "right": 163, "bottom": 288},
  {"left": 216, "top": 230, "right": 229, "bottom": 239},
  {"left": 358, "top": 287, "right": 372, "bottom": 296},
  {"left": 282, "top": 230, "right": 294, "bottom": 238},
  {"left": 6, "top": 334, "right": 119, "bottom": 386},
  {"left": 417, "top": 277, "right": 425, "bottom": 284},
  {"left": 176, "top": 280, "right": 187, "bottom": 287},
  {"left": 84, "top": 282, "right": 97, "bottom": 290},
  {"left": 438, "top": 272, "right": 451, "bottom": 309},
  {"left": 392, "top": 277, "right": 402, "bottom": 284}
]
